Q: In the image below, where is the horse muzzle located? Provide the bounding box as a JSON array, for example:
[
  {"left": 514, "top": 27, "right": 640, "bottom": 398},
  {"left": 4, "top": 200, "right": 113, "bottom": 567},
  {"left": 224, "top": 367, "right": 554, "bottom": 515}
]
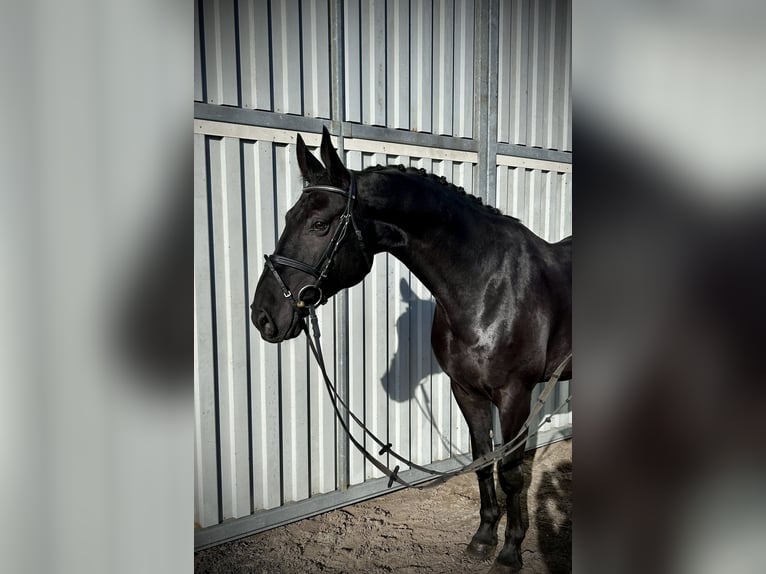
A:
[{"left": 251, "top": 305, "right": 305, "bottom": 343}]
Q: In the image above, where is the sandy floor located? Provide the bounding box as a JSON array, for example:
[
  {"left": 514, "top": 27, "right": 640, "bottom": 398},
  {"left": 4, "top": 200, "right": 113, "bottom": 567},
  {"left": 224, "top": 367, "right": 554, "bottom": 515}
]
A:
[{"left": 195, "top": 439, "right": 571, "bottom": 574}]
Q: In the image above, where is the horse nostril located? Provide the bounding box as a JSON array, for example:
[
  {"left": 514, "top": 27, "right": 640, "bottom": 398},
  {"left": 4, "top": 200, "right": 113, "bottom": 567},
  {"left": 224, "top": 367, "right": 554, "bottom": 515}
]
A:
[{"left": 256, "top": 309, "right": 276, "bottom": 338}]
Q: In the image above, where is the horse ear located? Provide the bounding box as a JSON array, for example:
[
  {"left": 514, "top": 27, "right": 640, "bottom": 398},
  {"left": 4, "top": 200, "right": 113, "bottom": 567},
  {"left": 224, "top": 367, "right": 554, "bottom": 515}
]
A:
[
  {"left": 319, "top": 126, "right": 349, "bottom": 185},
  {"left": 296, "top": 134, "right": 325, "bottom": 183}
]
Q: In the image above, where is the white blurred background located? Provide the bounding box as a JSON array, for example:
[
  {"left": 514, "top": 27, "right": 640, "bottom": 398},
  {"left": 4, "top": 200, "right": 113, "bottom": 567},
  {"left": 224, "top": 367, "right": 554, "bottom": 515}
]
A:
[
  {"left": 0, "top": 1, "right": 190, "bottom": 573},
  {"left": 575, "top": 2, "right": 766, "bottom": 573}
]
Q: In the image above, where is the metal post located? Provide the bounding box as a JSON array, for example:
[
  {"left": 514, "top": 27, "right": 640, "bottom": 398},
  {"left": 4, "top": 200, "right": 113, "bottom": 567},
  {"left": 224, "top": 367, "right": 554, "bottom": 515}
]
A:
[
  {"left": 329, "top": 0, "right": 350, "bottom": 491},
  {"left": 486, "top": 0, "right": 499, "bottom": 208},
  {"left": 473, "top": 0, "right": 499, "bottom": 205}
]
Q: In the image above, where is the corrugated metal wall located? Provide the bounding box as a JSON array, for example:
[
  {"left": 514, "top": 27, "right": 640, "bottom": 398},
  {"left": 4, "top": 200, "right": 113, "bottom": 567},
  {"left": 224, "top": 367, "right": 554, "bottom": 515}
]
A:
[
  {"left": 194, "top": 0, "right": 571, "bottom": 549},
  {"left": 497, "top": 0, "right": 571, "bottom": 150}
]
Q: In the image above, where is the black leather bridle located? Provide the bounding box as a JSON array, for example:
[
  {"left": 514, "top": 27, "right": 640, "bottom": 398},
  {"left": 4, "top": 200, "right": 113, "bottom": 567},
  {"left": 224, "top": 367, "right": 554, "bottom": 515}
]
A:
[{"left": 264, "top": 171, "right": 370, "bottom": 309}]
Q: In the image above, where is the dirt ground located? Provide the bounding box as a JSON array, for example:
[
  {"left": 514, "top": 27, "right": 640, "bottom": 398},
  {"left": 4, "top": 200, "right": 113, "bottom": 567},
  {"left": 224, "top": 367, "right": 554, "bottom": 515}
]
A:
[{"left": 195, "top": 439, "right": 571, "bottom": 574}]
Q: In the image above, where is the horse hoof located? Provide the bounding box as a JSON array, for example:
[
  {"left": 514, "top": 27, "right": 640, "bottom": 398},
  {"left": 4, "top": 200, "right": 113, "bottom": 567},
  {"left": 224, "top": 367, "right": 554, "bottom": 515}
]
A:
[
  {"left": 465, "top": 539, "right": 497, "bottom": 561},
  {"left": 487, "top": 557, "right": 523, "bottom": 573}
]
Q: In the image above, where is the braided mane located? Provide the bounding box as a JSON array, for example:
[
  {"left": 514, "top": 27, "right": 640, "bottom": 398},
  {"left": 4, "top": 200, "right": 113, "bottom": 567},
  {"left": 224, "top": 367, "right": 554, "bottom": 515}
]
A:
[{"left": 361, "top": 164, "right": 516, "bottom": 221}]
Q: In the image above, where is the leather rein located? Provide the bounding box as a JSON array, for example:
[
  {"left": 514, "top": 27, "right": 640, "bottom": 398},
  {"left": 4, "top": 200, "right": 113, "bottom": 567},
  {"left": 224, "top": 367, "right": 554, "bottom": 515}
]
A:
[{"left": 264, "top": 172, "right": 572, "bottom": 489}]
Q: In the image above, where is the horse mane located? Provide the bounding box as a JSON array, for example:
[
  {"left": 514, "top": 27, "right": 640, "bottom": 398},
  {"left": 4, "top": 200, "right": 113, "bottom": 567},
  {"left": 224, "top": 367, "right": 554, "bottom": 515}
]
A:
[{"left": 361, "top": 164, "right": 518, "bottom": 222}]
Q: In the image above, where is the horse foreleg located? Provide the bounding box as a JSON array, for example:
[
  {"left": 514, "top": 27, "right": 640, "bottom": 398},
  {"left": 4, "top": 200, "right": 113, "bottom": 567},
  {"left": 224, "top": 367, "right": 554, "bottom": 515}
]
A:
[
  {"left": 451, "top": 379, "right": 500, "bottom": 560},
  {"left": 490, "top": 385, "right": 532, "bottom": 574}
]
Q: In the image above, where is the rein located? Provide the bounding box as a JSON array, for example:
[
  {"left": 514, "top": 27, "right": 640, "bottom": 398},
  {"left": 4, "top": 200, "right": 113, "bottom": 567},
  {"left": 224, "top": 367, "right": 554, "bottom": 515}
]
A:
[{"left": 305, "top": 304, "right": 572, "bottom": 490}]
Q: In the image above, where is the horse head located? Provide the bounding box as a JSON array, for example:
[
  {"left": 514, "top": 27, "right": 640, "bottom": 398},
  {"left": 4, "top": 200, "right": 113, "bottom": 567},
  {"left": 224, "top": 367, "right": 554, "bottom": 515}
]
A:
[{"left": 251, "top": 127, "right": 373, "bottom": 342}]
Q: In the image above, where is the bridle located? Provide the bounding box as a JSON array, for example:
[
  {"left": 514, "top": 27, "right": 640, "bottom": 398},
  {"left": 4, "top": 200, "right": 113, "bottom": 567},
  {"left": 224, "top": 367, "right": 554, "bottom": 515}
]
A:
[{"left": 264, "top": 170, "right": 370, "bottom": 309}]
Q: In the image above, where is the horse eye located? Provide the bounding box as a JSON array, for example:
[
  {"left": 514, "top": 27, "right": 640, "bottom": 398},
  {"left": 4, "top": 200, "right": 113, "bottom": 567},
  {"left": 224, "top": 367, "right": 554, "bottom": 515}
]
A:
[{"left": 311, "top": 220, "right": 328, "bottom": 233}]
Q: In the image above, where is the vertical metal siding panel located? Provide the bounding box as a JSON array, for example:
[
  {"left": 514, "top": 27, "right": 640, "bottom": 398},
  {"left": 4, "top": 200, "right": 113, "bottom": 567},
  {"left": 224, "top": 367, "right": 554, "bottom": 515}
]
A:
[
  {"left": 433, "top": 0, "right": 455, "bottom": 136},
  {"left": 504, "top": 165, "right": 516, "bottom": 216},
  {"left": 550, "top": 171, "right": 563, "bottom": 241},
  {"left": 343, "top": 0, "right": 362, "bottom": 122},
  {"left": 388, "top": 262, "right": 411, "bottom": 471},
  {"left": 453, "top": 0, "right": 474, "bottom": 138},
  {"left": 310, "top": 300, "right": 337, "bottom": 495},
  {"left": 557, "top": 171, "right": 568, "bottom": 240},
  {"left": 510, "top": 0, "right": 530, "bottom": 146},
  {"left": 302, "top": 0, "right": 332, "bottom": 119},
  {"left": 365, "top": 249, "right": 389, "bottom": 479},
  {"left": 409, "top": 269, "right": 433, "bottom": 466},
  {"left": 521, "top": 168, "right": 534, "bottom": 231},
  {"left": 429, "top": 158, "right": 453, "bottom": 461},
  {"left": 410, "top": 0, "right": 433, "bottom": 133},
  {"left": 362, "top": 1, "right": 387, "bottom": 126},
  {"left": 387, "top": 155, "right": 412, "bottom": 471},
  {"left": 548, "top": 0, "right": 567, "bottom": 151},
  {"left": 280, "top": 335, "right": 309, "bottom": 503},
  {"left": 209, "top": 137, "right": 251, "bottom": 520},
  {"left": 239, "top": 0, "right": 273, "bottom": 110},
  {"left": 450, "top": 386, "right": 470, "bottom": 455},
  {"left": 195, "top": 0, "right": 203, "bottom": 102},
  {"left": 534, "top": 170, "right": 545, "bottom": 237},
  {"left": 344, "top": 151, "right": 367, "bottom": 486},
  {"left": 203, "top": 0, "right": 239, "bottom": 105},
  {"left": 502, "top": 0, "right": 572, "bottom": 151},
  {"left": 272, "top": 0, "right": 303, "bottom": 114},
  {"left": 274, "top": 144, "right": 310, "bottom": 503},
  {"left": 387, "top": 0, "right": 410, "bottom": 129},
  {"left": 527, "top": 0, "right": 548, "bottom": 148},
  {"left": 194, "top": 134, "right": 220, "bottom": 528},
  {"left": 562, "top": 0, "right": 572, "bottom": 151},
  {"left": 555, "top": 171, "right": 568, "bottom": 242},
  {"left": 361, "top": 152, "right": 389, "bottom": 480},
  {"left": 542, "top": 170, "right": 552, "bottom": 241},
  {"left": 452, "top": 161, "right": 473, "bottom": 196},
  {"left": 543, "top": 0, "right": 557, "bottom": 151},
  {"left": 527, "top": 169, "right": 543, "bottom": 236},
  {"left": 243, "top": 140, "right": 282, "bottom": 511},
  {"left": 496, "top": 0, "right": 512, "bottom": 143},
  {"left": 513, "top": 167, "right": 527, "bottom": 221},
  {"left": 409, "top": 157, "right": 434, "bottom": 465},
  {"left": 495, "top": 165, "right": 509, "bottom": 214}
]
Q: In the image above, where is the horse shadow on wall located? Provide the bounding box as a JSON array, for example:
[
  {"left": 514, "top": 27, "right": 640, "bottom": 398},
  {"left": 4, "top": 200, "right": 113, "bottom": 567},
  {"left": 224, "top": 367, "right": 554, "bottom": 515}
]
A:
[{"left": 380, "top": 278, "right": 452, "bottom": 453}]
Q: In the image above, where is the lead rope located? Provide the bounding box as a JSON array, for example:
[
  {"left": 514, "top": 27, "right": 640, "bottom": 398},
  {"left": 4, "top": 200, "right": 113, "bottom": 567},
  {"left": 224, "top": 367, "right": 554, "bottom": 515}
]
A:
[{"left": 304, "top": 304, "right": 572, "bottom": 490}]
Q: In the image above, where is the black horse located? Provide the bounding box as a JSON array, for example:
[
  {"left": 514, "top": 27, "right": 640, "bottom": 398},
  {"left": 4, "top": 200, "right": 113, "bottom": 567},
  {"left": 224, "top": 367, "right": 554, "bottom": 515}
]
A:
[{"left": 251, "top": 128, "right": 572, "bottom": 573}]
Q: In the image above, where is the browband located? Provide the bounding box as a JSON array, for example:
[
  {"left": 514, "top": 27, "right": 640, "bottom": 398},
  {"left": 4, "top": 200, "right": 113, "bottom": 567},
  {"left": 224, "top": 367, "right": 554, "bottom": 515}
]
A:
[{"left": 303, "top": 184, "right": 355, "bottom": 199}]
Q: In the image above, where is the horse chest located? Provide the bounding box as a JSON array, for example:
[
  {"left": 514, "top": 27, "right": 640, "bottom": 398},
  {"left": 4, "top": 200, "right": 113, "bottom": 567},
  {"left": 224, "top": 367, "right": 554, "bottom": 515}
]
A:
[{"left": 431, "top": 308, "right": 515, "bottom": 389}]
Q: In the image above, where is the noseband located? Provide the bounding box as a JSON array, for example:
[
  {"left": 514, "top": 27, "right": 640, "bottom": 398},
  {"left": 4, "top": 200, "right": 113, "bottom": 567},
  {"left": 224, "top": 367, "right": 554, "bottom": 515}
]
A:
[{"left": 264, "top": 171, "right": 369, "bottom": 309}]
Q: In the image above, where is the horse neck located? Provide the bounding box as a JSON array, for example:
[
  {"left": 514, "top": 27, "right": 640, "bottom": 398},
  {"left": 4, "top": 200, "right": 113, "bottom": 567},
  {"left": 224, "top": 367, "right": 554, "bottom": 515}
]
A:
[{"left": 360, "top": 171, "right": 521, "bottom": 320}]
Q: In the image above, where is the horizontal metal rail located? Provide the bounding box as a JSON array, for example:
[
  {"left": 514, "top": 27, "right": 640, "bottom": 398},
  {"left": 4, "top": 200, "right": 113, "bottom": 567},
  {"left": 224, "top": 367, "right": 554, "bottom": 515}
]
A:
[
  {"left": 194, "top": 454, "right": 471, "bottom": 551},
  {"left": 194, "top": 102, "right": 571, "bottom": 165},
  {"left": 193, "top": 424, "right": 571, "bottom": 552}
]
